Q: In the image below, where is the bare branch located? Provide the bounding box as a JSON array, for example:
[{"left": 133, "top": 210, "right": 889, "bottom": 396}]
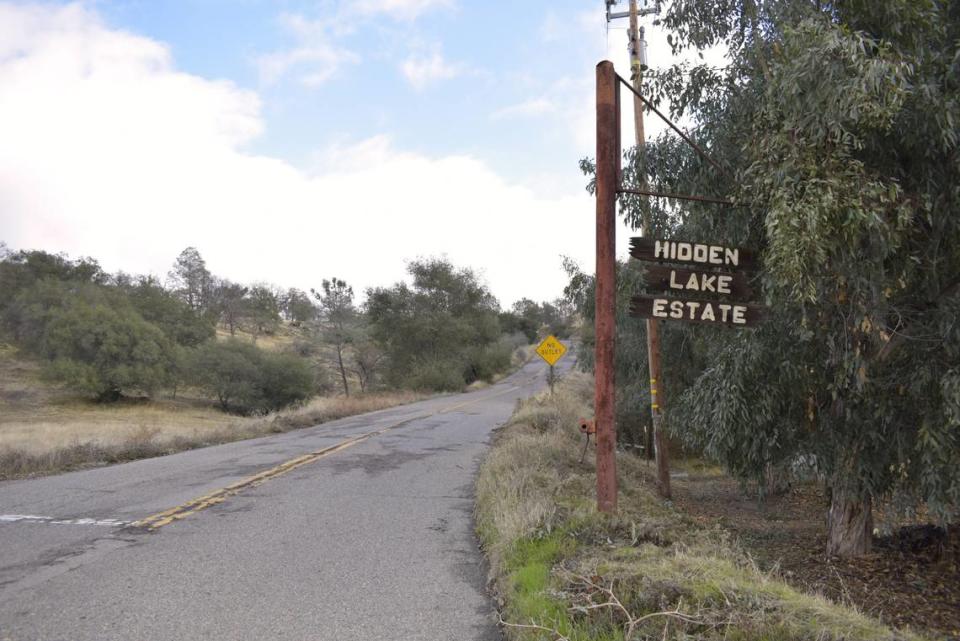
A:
[
  {"left": 496, "top": 614, "right": 570, "bottom": 640},
  {"left": 560, "top": 570, "right": 702, "bottom": 640}
]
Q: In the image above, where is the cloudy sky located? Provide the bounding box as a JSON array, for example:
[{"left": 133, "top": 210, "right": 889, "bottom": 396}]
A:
[{"left": 1, "top": 0, "right": 697, "bottom": 307}]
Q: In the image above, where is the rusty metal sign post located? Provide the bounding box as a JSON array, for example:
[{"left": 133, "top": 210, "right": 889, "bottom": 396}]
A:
[{"left": 594, "top": 60, "right": 620, "bottom": 514}]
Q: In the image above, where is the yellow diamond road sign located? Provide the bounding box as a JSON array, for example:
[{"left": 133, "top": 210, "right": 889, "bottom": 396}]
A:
[{"left": 536, "top": 335, "right": 567, "bottom": 366}]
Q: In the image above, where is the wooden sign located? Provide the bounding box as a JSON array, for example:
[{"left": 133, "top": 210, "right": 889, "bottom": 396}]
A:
[
  {"left": 642, "top": 265, "right": 753, "bottom": 301},
  {"left": 630, "top": 295, "right": 765, "bottom": 327},
  {"left": 630, "top": 237, "right": 757, "bottom": 270}
]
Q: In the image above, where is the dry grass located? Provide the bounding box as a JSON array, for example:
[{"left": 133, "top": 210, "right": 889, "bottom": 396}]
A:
[
  {"left": 267, "top": 391, "right": 426, "bottom": 431},
  {"left": 214, "top": 325, "right": 300, "bottom": 352},
  {"left": 0, "top": 347, "right": 425, "bottom": 480},
  {"left": 475, "top": 373, "right": 927, "bottom": 641}
]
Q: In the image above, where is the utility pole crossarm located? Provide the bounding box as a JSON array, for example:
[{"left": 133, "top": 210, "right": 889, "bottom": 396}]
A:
[{"left": 605, "top": 0, "right": 661, "bottom": 21}]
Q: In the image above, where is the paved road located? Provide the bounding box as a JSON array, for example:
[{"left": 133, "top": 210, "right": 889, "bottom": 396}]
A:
[{"left": 0, "top": 352, "right": 575, "bottom": 641}]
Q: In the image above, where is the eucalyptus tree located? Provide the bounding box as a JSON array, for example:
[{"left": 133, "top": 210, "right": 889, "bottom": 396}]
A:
[{"left": 617, "top": 0, "right": 959, "bottom": 556}]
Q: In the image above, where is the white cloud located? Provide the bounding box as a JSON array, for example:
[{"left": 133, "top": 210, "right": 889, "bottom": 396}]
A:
[
  {"left": 400, "top": 50, "right": 460, "bottom": 89},
  {"left": 352, "top": 0, "right": 453, "bottom": 21},
  {"left": 534, "top": 7, "right": 730, "bottom": 158},
  {"left": 491, "top": 98, "right": 556, "bottom": 121},
  {"left": 255, "top": 13, "right": 359, "bottom": 87},
  {"left": 0, "top": 3, "right": 593, "bottom": 307}
]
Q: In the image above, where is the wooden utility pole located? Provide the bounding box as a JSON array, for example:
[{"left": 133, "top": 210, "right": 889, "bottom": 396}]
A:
[
  {"left": 594, "top": 60, "right": 620, "bottom": 514},
  {"left": 628, "top": 0, "right": 671, "bottom": 499}
]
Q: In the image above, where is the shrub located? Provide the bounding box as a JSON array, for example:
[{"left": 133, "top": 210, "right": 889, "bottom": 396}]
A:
[
  {"left": 37, "top": 291, "right": 174, "bottom": 401},
  {"left": 464, "top": 339, "right": 513, "bottom": 384},
  {"left": 407, "top": 357, "right": 465, "bottom": 392},
  {"left": 257, "top": 352, "right": 316, "bottom": 412},
  {"left": 189, "top": 339, "right": 313, "bottom": 414}
]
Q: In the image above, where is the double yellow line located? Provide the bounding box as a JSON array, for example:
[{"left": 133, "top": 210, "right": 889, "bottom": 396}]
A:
[{"left": 132, "top": 385, "right": 520, "bottom": 530}]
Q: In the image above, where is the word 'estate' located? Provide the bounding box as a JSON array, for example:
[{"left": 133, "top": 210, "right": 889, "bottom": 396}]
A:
[{"left": 650, "top": 298, "right": 748, "bottom": 324}]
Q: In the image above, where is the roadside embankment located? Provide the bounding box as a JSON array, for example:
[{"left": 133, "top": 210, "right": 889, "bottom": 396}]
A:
[{"left": 475, "top": 372, "right": 925, "bottom": 641}]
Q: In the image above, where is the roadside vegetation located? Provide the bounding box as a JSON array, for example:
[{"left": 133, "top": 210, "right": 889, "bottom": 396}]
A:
[
  {"left": 0, "top": 345, "right": 426, "bottom": 480},
  {"left": 0, "top": 245, "right": 571, "bottom": 478},
  {"left": 477, "top": 374, "right": 928, "bottom": 641}
]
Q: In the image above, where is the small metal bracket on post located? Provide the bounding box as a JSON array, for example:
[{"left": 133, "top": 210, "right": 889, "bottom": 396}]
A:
[
  {"left": 579, "top": 418, "right": 597, "bottom": 463},
  {"left": 605, "top": 0, "right": 660, "bottom": 22}
]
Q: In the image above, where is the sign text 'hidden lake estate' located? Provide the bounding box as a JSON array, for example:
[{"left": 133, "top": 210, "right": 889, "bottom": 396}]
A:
[{"left": 629, "top": 238, "right": 764, "bottom": 328}]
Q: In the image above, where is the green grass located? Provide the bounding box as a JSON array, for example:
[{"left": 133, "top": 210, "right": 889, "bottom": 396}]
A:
[
  {"left": 508, "top": 536, "right": 571, "bottom": 624},
  {"left": 475, "top": 372, "right": 927, "bottom": 641}
]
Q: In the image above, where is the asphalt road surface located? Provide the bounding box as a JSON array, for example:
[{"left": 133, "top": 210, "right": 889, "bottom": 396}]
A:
[{"left": 0, "top": 351, "right": 575, "bottom": 641}]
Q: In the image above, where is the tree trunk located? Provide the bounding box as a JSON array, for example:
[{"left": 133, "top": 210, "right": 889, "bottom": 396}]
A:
[
  {"left": 644, "top": 415, "right": 655, "bottom": 461},
  {"left": 336, "top": 344, "right": 349, "bottom": 397},
  {"left": 763, "top": 462, "right": 789, "bottom": 497},
  {"left": 826, "top": 487, "right": 873, "bottom": 557},
  {"left": 357, "top": 366, "right": 367, "bottom": 394}
]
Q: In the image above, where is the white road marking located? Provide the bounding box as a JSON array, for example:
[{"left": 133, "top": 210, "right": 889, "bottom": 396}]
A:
[{"left": 0, "top": 514, "right": 131, "bottom": 527}]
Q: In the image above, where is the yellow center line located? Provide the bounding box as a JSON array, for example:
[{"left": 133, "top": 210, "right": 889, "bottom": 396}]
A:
[{"left": 131, "top": 384, "right": 522, "bottom": 530}]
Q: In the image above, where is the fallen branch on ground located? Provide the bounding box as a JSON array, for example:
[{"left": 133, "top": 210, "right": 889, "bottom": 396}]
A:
[{"left": 561, "top": 570, "right": 704, "bottom": 640}]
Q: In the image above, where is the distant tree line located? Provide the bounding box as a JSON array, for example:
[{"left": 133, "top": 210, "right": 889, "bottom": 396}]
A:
[{"left": 0, "top": 246, "right": 570, "bottom": 412}]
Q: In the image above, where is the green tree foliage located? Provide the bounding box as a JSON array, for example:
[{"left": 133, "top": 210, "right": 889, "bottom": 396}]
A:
[
  {"left": 503, "top": 298, "right": 574, "bottom": 341},
  {"left": 243, "top": 284, "right": 281, "bottom": 338},
  {"left": 497, "top": 310, "right": 537, "bottom": 343},
  {"left": 121, "top": 276, "right": 215, "bottom": 347},
  {"left": 0, "top": 250, "right": 106, "bottom": 341},
  {"left": 366, "top": 258, "right": 505, "bottom": 391},
  {"left": 210, "top": 279, "right": 248, "bottom": 336},
  {"left": 168, "top": 247, "right": 213, "bottom": 317},
  {"left": 188, "top": 339, "right": 313, "bottom": 414},
  {"left": 594, "top": 0, "right": 960, "bottom": 556},
  {"left": 0, "top": 252, "right": 180, "bottom": 401},
  {"left": 282, "top": 288, "right": 316, "bottom": 324},
  {"left": 10, "top": 281, "right": 174, "bottom": 401},
  {"left": 510, "top": 298, "right": 543, "bottom": 342}
]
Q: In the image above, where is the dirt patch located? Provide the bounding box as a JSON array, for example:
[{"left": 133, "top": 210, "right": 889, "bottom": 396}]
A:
[{"left": 671, "top": 469, "right": 960, "bottom": 639}]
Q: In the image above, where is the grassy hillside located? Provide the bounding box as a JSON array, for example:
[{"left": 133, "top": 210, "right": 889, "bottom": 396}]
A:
[{"left": 0, "top": 343, "right": 235, "bottom": 453}]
